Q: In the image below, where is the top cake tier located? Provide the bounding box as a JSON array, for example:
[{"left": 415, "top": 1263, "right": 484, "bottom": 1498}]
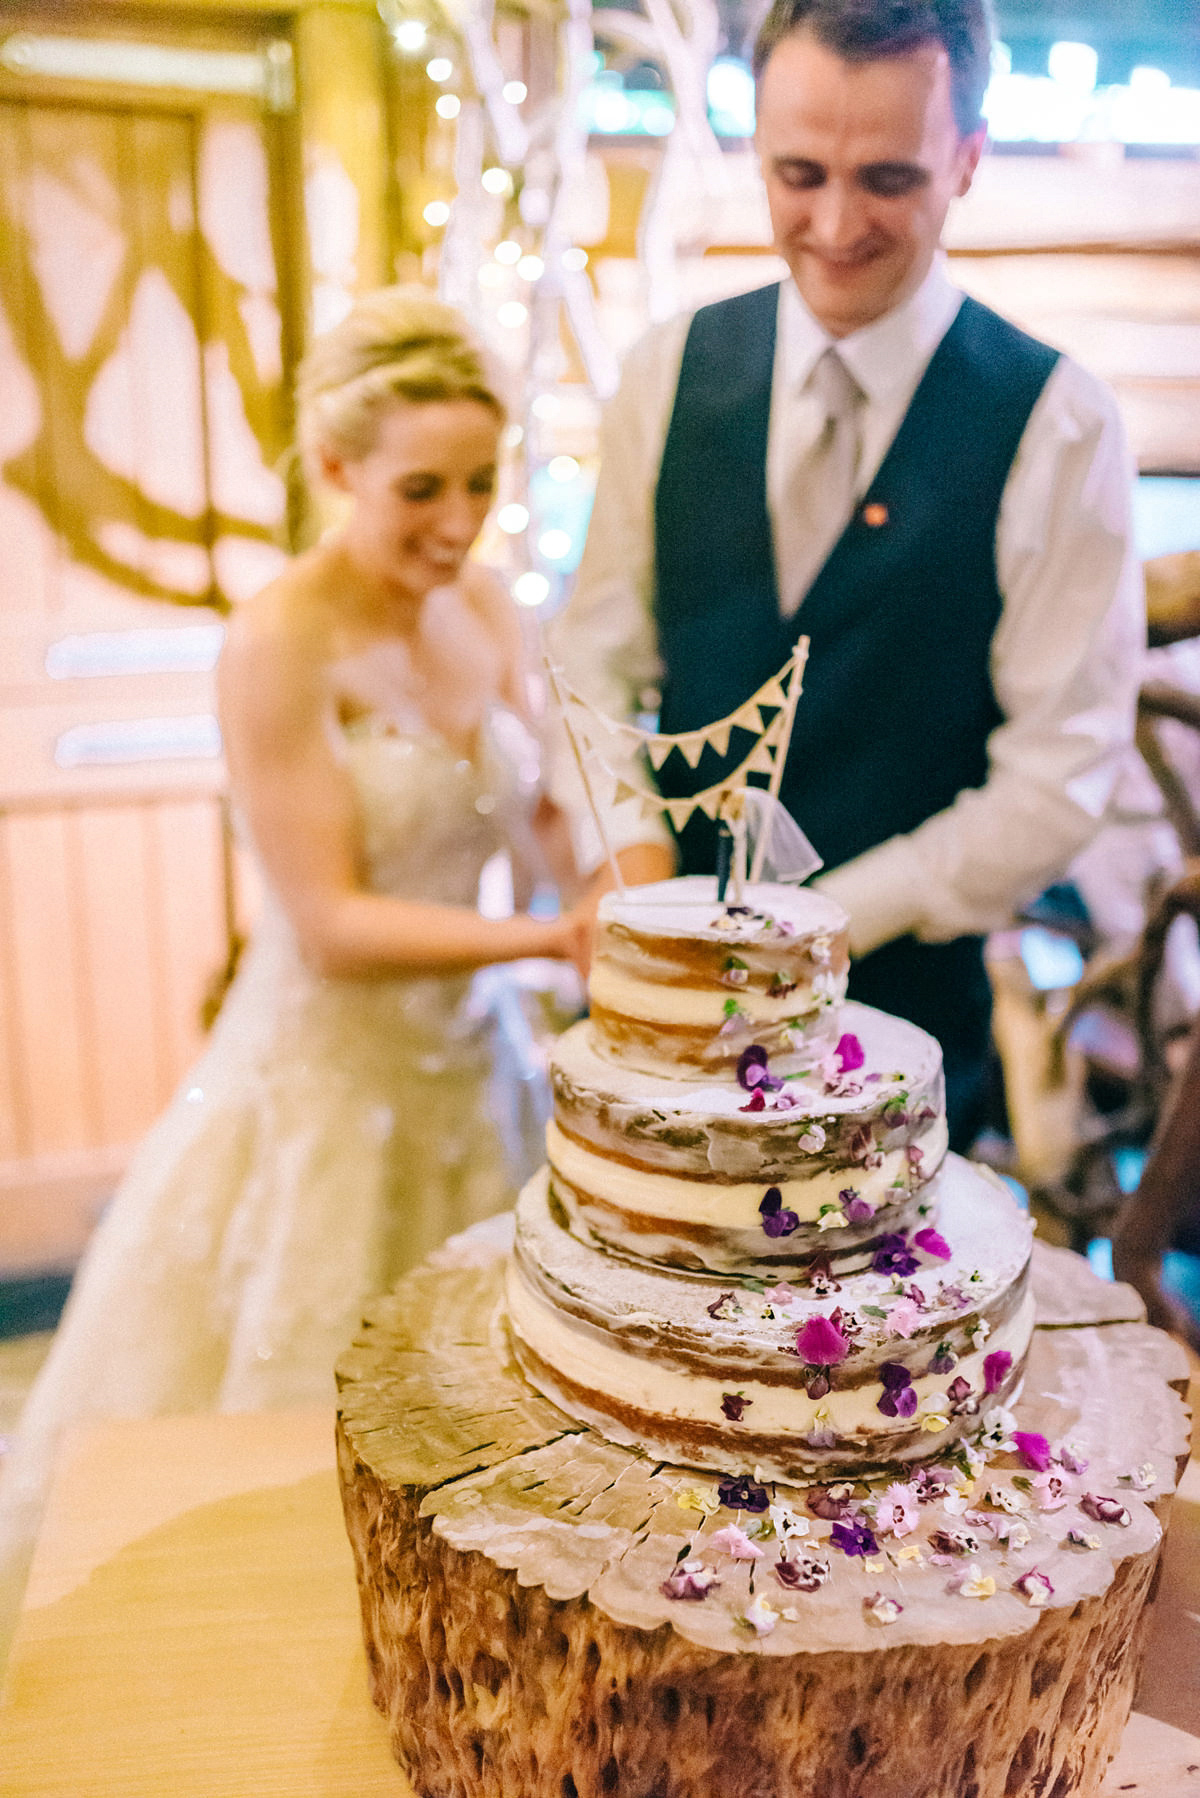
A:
[{"left": 589, "top": 877, "right": 850, "bottom": 1078}]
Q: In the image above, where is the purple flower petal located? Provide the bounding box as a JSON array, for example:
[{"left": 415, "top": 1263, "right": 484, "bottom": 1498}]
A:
[
  {"left": 1012, "top": 1430, "right": 1052, "bottom": 1472},
  {"left": 759, "top": 1186, "right": 782, "bottom": 1217},
  {"left": 737, "top": 1044, "right": 782, "bottom": 1092},
  {"left": 717, "top": 1475, "right": 769, "bottom": 1513},
  {"left": 1081, "top": 1493, "right": 1131, "bottom": 1527},
  {"left": 721, "top": 1393, "right": 751, "bottom": 1422},
  {"left": 872, "top": 1234, "right": 919, "bottom": 1277},
  {"left": 774, "top": 1555, "right": 829, "bottom": 1592},
  {"left": 983, "top": 1350, "right": 1013, "bottom": 1394},
  {"left": 661, "top": 1561, "right": 720, "bottom": 1601},
  {"left": 913, "top": 1227, "right": 952, "bottom": 1262},
  {"left": 806, "top": 1486, "right": 854, "bottom": 1520},
  {"left": 796, "top": 1314, "right": 851, "bottom": 1366},
  {"left": 835, "top": 1032, "right": 865, "bottom": 1072},
  {"left": 762, "top": 1207, "right": 800, "bottom": 1238},
  {"left": 830, "top": 1516, "right": 878, "bottom": 1558}
]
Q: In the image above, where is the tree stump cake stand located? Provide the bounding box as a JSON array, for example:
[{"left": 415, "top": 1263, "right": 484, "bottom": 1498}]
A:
[{"left": 335, "top": 1231, "right": 1192, "bottom": 1798}]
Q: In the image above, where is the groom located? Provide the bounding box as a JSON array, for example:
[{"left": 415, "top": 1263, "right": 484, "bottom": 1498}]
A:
[{"left": 554, "top": 0, "right": 1143, "bottom": 1149}]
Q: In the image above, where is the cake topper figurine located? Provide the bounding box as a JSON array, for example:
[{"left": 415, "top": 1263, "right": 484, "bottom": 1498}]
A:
[{"left": 544, "top": 636, "right": 819, "bottom": 900}]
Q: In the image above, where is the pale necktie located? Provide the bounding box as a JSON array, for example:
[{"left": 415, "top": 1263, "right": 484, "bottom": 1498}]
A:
[{"left": 776, "top": 346, "right": 864, "bottom": 619}]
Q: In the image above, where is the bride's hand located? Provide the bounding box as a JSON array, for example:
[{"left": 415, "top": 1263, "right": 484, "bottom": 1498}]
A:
[{"left": 545, "top": 906, "right": 593, "bottom": 981}]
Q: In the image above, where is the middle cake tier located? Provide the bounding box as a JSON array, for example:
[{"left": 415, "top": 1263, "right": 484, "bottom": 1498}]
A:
[
  {"left": 549, "top": 1000, "right": 948, "bottom": 1275},
  {"left": 507, "top": 1153, "right": 1034, "bottom": 1482}
]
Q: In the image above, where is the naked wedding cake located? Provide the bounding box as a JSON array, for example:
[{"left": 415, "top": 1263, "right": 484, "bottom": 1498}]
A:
[
  {"left": 337, "top": 869, "right": 1188, "bottom": 1798},
  {"left": 505, "top": 875, "right": 1034, "bottom": 1482}
]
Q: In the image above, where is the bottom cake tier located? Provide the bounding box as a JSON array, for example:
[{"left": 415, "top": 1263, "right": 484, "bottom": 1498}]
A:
[
  {"left": 506, "top": 1154, "right": 1034, "bottom": 1481},
  {"left": 335, "top": 1235, "right": 1191, "bottom": 1798}
]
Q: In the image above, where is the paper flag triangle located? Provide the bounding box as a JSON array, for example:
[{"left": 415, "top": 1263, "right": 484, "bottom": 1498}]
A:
[
  {"left": 646, "top": 737, "right": 674, "bottom": 771},
  {"left": 666, "top": 796, "right": 696, "bottom": 830},
  {"left": 678, "top": 734, "right": 706, "bottom": 770},
  {"left": 697, "top": 789, "right": 723, "bottom": 820},
  {"left": 708, "top": 723, "right": 732, "bottom": 758},
  {"left": 612, "top": 778, "right": 642, "bottom": 806},
  {"left": 745, "top": 742, "right": 778, "bottom": 776},
  {"left": 757, "top": 675, "right": 788, "bottom": 709},
  {"left": 734, "top": 701, "right": 764, "bottom": 733}
]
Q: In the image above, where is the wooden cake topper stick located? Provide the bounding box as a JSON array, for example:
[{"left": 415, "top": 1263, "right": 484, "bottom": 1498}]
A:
[{"left": 749, "top": 636, "right": 809, "bottom": 884}]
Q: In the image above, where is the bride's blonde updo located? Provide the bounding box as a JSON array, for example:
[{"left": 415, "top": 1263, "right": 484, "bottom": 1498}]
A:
[{"left": 296, "top": 287, "right": 505, "bottom": 481}]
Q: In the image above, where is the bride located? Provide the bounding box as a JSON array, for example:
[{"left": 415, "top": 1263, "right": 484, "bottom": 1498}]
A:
[{"left": 0, "top": 288, "right": 587, "bottom": 1616}]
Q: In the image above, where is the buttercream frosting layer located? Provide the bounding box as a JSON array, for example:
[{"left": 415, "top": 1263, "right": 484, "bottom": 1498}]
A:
[
  {"left": 507, "top": 1155, "right": 1034, "bottom": 1482},
  {"left": 591, "top": 877, "right": 849, "bottom": 1075},
  {"left": 549, "top": 1001, "right": 946, "bottom": 1272}
]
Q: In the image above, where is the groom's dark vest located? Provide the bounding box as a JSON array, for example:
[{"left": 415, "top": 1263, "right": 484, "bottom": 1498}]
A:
[{"left": 652, "top": 282, "right": 1059, "bottom": 1142}]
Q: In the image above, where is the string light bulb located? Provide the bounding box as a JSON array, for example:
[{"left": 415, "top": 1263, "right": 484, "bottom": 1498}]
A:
[
  {"left": 502, "top": 79, "right": 527, "bottom": 104},
  {"left": 497, "top": 300, "right": 528, "bottom": 328},
  {"left": 513, "top": 572, "right": 550, "bottom": 607},
  {"left": 393, "top": 19, "right": 427, "bottom": 52},
  {"left": 562, "top": 247, "right": 588, "bottom": 272},
  {"left": 494, "top": 239, "right": 521, "bottom": 264},
  {"left": 422, "top": 200, "right": 450, "bottom": 227},
  {"left": 425, "top": 56, "right": 452, "bottom": 81},
  {"left": 435, "top": 93, "right": 461, "bottom": 118},
  {"left": 517, "top": 254, "right": 544, "bottom": 281},
  {"left": 497, "top": 503, "right": 530, "bottom": 534},
  {"left": 481, "top": 166, "right": 513, "bottom": 195}
]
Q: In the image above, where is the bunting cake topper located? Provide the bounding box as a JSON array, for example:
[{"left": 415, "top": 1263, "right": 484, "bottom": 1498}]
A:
[{"left": 545, "top": 637, "right": 812, "bottom": 897}]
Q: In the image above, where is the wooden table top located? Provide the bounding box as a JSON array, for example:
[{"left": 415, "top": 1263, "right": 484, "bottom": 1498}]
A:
[{"left": 0, "top": 1406, "right": 1196, "bottom": 1798}]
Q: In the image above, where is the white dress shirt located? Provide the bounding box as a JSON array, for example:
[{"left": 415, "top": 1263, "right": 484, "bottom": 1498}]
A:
[{"left": 552, "top": 257, "right": 1146, "bottom": 956}]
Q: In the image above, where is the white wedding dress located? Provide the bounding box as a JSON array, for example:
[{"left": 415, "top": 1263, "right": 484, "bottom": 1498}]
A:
[{"left": 0, "top": 700, "right": 543, "bottom": 1621}]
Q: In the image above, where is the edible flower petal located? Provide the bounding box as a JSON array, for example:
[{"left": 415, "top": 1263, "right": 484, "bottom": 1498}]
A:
[
  {"left": 840, "top": 1187, "right": 876, "bottom": 1224},
  {"left": 795, "top": 1314, "right": 851, "bottom": 1366},
  {"left": 718, "top": 1475, "right": 770, "bottom": 1513},
  {"left": 886, "top": 1298, "right": 923, "bottom": 1340},
  {"left": 872, "top": 1234, "right": 920, "bottom": 1278},
  {"left": 710, "top": 1523, "right": 764, "bottom": 1560},
  {"left": 983, "top": 1350, "right": 1013, "bottom": 1394},
  {"left": 1081, "top": 1493, "right": 1132, "bottom": 1527},
  {"left": 661, "top": 1560, "right": 720, "bottom": 1601},
  {"left": 737, "top": 1045, "right": 783, "bottom": 1093},
  {"left": 721, "top": 1393, "right": 751, "bottom": 1422},
  {"left": 1014, "top": 1569, "right": 1054, "bottom": 1608},
  {"left": 876, "top": 1481, "right": 920, "bottom": 1537},
  {"left": 957, "top": 1571, "right": 996, "bottom": 1600},
  {"left": 877, "top": 1363, "right": 917, "bottom": 1418},
  {"left": 831, "top": 1516, "right": 879, "bottom": 1558},
  {"left": 774, "top": 1554, "right": 830, "bottom": 1592},
  {"left": 1031, "top": 1471, "right": 1069, "bottom": 1512},
  {"left": 912, "top": 1227, "right": 952, "bottom": 1262},
  {"left": 742, "top": 1593, "right": 780, "bottom": 1636},
  {"left": 834, "top": 1032, "right": 865, "bottom": 1072},
  {"left": 1012, "top": 1431, "right": 1053, "bottom": 1472},
  {"left": 675, "top": 1486, "right": 720, "bottom": 1517},
  {"left": 864, "top": 1591, "right": 903, "bottom": 1625}
]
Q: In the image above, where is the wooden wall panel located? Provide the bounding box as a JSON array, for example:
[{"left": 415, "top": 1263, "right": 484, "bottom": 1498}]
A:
[
  {"left": 74, "top": 804, "right": 164, "bottom": 1145},
  {"left": 3, "top": 811, "right": 93, "bottom": 1156},
  {"left": 0, "top": 823, "right": 27, "bottom": 1164}
]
